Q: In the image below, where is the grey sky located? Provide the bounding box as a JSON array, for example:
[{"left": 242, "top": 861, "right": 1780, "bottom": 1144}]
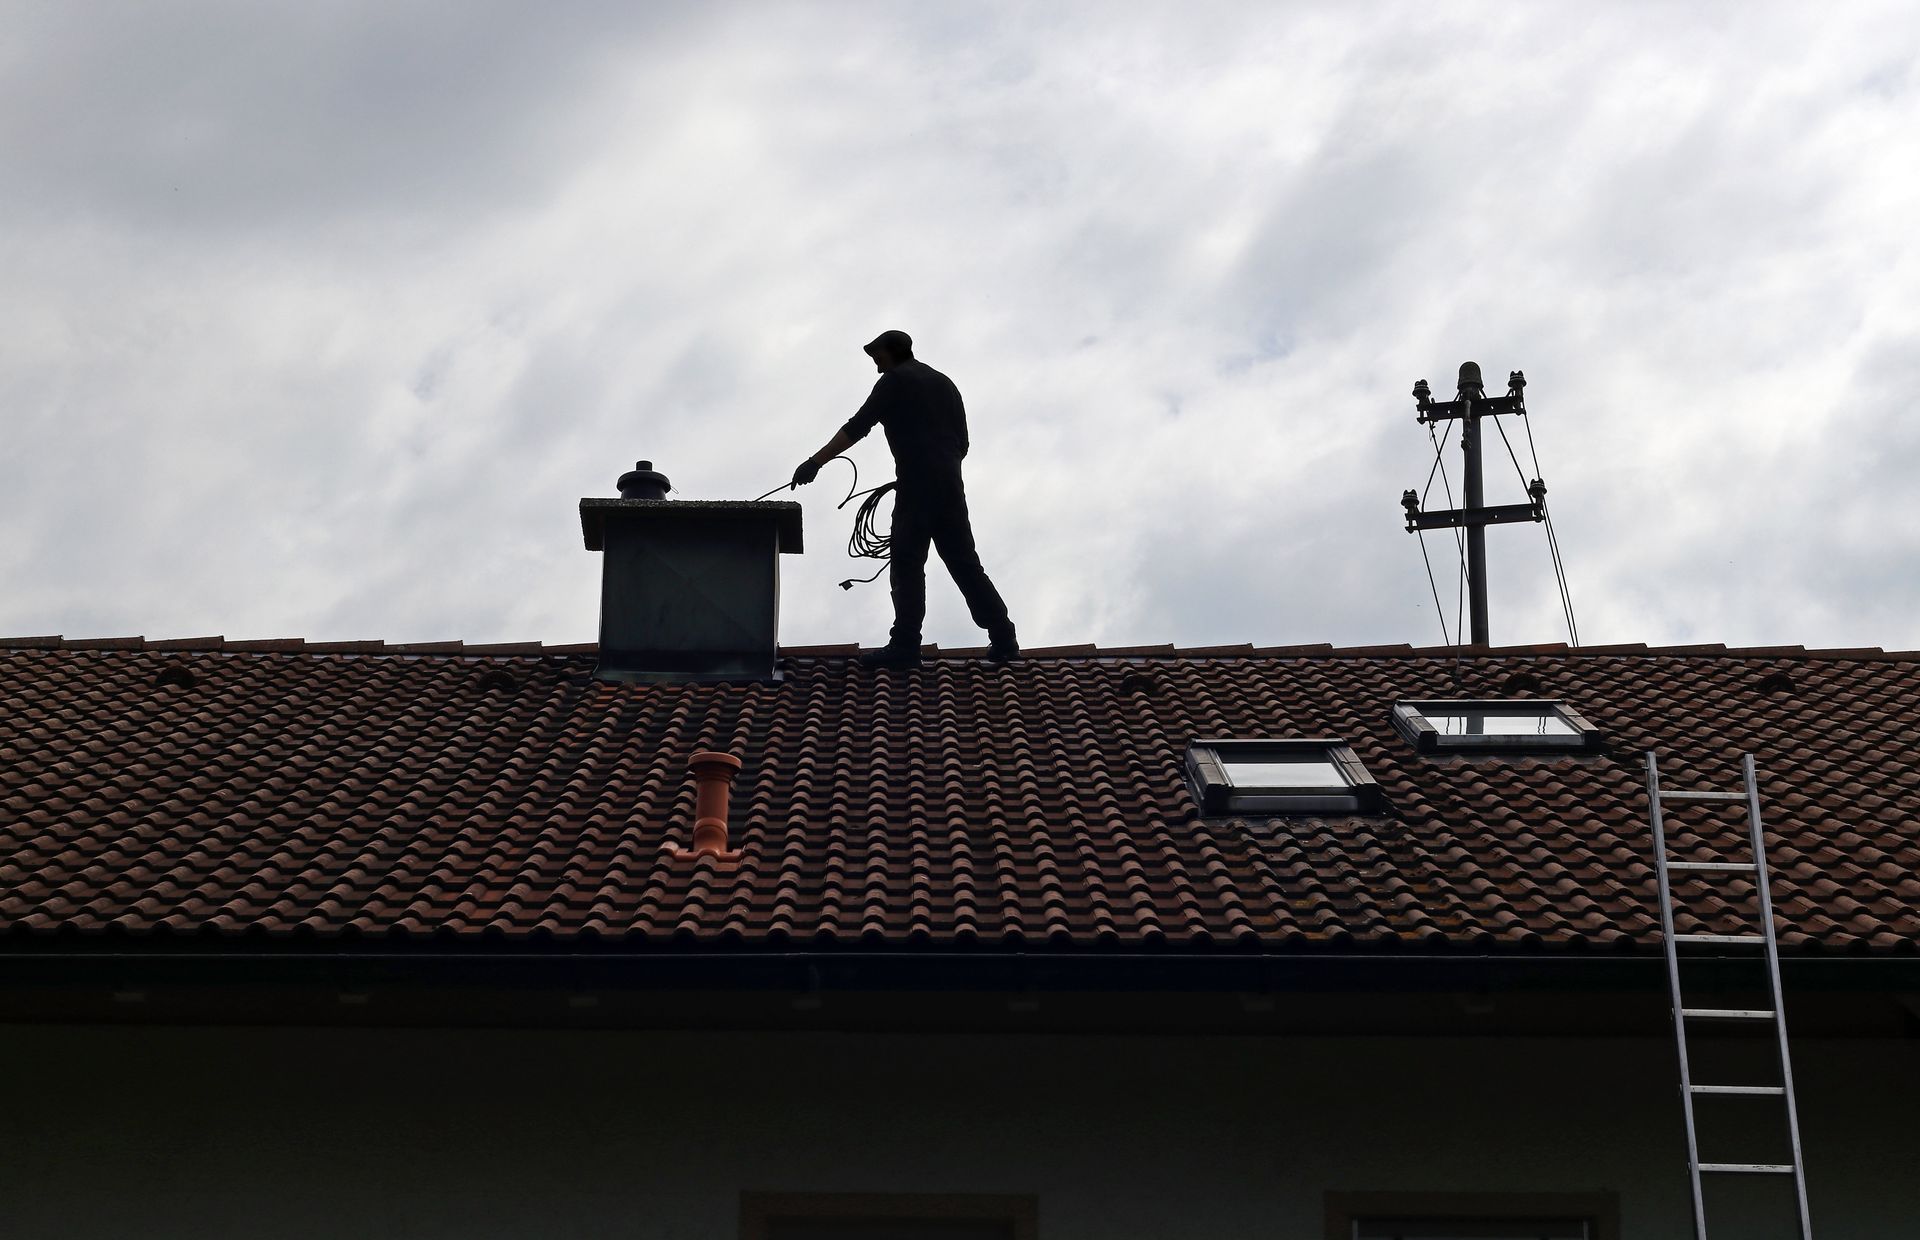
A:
[{"left": 4, "top": 1, "right": 1917, "bottom": 650}]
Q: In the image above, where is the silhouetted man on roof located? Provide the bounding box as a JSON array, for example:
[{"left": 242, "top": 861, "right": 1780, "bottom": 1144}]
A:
[{"left": 793, "top": 330, "right": 1019, "bottom": 666}]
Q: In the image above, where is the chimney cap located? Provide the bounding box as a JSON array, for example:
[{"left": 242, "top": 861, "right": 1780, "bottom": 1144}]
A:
[
  {"left": 617, "top": 460, "right": 672, "bottom": 501},
  {"left": 579, "top": 498, "right": 804, "bottom": 553}
]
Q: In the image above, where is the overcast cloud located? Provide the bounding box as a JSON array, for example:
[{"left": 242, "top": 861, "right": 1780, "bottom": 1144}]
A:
[{"left": 4, "top": 0, "right": 1918, "bottom": 651}]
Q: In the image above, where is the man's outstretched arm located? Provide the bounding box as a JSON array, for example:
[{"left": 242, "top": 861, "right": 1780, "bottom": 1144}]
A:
[
  {"left": 792, "top": 429, "right": 856, "bottom": 488},
  {"left": 795, "top": 372, "right": 894, "bottom": 487}
]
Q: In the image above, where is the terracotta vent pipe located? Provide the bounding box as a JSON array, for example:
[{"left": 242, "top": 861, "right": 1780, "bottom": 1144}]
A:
[{"left": 672, "top": 751, "right": 743, "bottom": 863}]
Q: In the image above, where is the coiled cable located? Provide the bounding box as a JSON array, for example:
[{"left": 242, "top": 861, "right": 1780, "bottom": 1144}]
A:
[
  {"left": 752, "top": 456, "right": 896, "bottom": 590},
  {"left": 838, "top": 472, "right": 896, "bottom": 590}
]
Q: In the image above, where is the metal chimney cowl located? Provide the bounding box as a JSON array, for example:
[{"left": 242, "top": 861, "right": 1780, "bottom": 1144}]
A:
[{"left": 580, "top": 462, "right": 804, "bottom": 683}]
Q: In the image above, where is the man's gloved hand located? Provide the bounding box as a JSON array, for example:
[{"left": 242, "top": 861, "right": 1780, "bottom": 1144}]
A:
[{"left": 791, "top": 458, "right": 821, "bottom": 489}]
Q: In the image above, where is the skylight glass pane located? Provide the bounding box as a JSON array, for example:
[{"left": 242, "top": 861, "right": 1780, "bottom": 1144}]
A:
[
  {"left": 1422, "top": 710, "right": 1575, "bottom": 737},
  {"left": 1223, "top": 759, "right": 1344, "bottom": 788}
]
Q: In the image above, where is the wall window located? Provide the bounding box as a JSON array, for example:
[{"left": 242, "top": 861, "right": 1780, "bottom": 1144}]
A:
[
  {"left": 741, "top": 1193, "right": 1038, "bottom": 1240},
  {"left": 1325, "top": 1193, "right": 1618, "bottom": 1240},
  {"left": 1391, "top": 699, "right": 1603, "bottom": 755},
  {"left": 1354, "top": 1220, "right": 1590, "bottom": 1239},
  {"left": 1185, "top": 738, "right": 1383, "bottom": 815}
]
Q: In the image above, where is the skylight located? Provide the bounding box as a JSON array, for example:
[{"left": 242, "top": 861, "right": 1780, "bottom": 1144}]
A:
[
  {"left": 1186, "top": 738, "right": 1383, "bottom": 815},
  {"left": 1391, "top": 699, "right": 1602, "bottom": 755},
  {"left": 1225, "top": 757, "right": 1345, "bottom": 788},
  {"left": 1427, "top": 709, "right": 1575, "bottom": 737}
]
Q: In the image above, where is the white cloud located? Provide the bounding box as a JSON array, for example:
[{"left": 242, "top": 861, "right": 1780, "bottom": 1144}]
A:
[{"left": 3, "top": 0, "right": 1917, "bottom": 650}]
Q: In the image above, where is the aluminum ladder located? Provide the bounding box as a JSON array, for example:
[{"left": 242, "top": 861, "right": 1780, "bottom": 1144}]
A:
[{"left": 1645, "top": 752, "right": 1812, "bottom": 1240}]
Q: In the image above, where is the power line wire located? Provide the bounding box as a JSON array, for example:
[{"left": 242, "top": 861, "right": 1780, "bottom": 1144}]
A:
[
  {"left": 1510, "top": 405, "right": 1581, "bottom": 646},
  {"left": 1432, "top": 423, "right": 1468, "bottom": 648},
  {"left": 1416, "top": 421, "right": 1470, "bottom": 651},
  {"left": 1416, "top": 531, "right": 1453, "bottom": 648},
  {"left": 1491, "top": 411, "right": 1579, "bottom": 643}
]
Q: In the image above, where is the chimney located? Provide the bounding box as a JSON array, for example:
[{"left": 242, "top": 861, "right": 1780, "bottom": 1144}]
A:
[{"left": 580, "top": 461, "right": 804, "bottom": 682}]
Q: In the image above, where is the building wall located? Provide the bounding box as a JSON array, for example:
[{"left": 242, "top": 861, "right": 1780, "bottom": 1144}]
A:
[{"left": 2, "top": 1023, "right": 1912, "bottom": 1240}]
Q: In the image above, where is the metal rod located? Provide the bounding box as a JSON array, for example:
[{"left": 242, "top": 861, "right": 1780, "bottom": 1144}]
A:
[
  {"left": 1647, "top": 752, "right": 1711, "bottom": 1239},
  {"left": 1745, "top": 753, "right": 1815, "bottom": 1239},
  {"left": 1415, "top": 393, "right": 1525, "bottom": 420},
  {"left": 1405, "top": 502, "right": 1545, "bottom": 531},
  {"left": 1462, "top": 391, "right": 1490, "bottom": 645}
]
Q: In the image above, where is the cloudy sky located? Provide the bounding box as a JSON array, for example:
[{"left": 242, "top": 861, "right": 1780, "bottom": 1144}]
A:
[{"left": 4, "top": 1, "right": 1917, "bottom": 652}]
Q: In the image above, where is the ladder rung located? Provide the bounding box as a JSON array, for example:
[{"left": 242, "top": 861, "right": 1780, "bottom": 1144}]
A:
[
  {"left": 1667, "top": 861, "right": 1757, "bottom": 873},
  {"left": 1659, "top": 790, "right": 1747, "bottom": 802},
  {"left": 1690, "top": 1084, "right": 1786, "bottom": 1096},
  {"left": 1674, "top": 933, "right": 1765, "bottom": 944},
  {"left": 1682, "top": 1007, "right": 1777, "bottom": 1021},
  {"left": 1700, "top": 1163, "right": 1796, "bottom": 1174}
]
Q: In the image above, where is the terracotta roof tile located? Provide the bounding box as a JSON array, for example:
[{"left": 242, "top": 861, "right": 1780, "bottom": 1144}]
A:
[
  {"left": 220, "top": 638, "right": 307, "bottom": 652},
  {"left": 0, "top": 641, "right": 1916, "bottom": 954}
]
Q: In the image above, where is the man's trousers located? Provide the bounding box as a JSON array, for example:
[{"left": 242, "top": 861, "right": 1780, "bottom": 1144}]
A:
[{"left": 886, "top": 474, "right": 1015, "bottom": 649}]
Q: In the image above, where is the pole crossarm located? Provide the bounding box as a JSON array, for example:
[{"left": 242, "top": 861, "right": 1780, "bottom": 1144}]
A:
[
  {"left": 1417, "top": 393, "right": 1526, "bottom": 422},
  {"left": 1403, "top": 499, "right": 1544, "bottom": 532}
]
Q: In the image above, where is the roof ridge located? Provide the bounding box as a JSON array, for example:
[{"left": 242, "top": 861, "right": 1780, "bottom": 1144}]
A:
[{"left": 1, "top": 635, "right": 1914, "bottom": 661}]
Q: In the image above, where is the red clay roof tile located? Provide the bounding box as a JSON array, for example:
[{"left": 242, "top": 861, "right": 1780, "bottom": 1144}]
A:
[{"left": 0, "top": 641, "right": 1915, "bottom": 954}]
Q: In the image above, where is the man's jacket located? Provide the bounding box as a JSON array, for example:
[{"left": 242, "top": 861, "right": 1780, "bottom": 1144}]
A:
[{"left": 840, "top": 360, "right": 970, "bottom": 488}]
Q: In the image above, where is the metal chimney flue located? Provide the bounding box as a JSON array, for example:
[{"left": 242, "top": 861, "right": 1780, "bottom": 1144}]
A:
[{"left": 617, "top": 461, "right": 671, "bottom": 501}]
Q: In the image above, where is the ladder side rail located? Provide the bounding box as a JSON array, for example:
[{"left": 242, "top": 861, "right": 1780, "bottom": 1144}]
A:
[
  {"left": 1647, "top": 752, "right": 1710, "bottom": 1239},
  {"left": 1744, "top": 753, "right": 1814, "bottom": 1240}
]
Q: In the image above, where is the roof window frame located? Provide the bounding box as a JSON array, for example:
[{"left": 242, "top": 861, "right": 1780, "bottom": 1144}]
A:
[
  {"left": 1391, "top": 698, "right": 1603, "bottom": 755},
  {"left": 1185, "top": 737, "right": 1383, "bottom": 816}
]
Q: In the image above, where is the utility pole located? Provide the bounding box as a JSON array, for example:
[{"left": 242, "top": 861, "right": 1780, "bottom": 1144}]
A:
[
  {"left": 1459, "top": 363, "right": 1490, "bottom": 645},
  {"left": 1400, "top": 361, "right": 1547, "bottom": 647}
]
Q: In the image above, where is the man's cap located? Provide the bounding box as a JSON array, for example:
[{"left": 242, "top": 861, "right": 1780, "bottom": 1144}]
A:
[{"left": 863, "top": 329, "right": 914, "bottom": 358}]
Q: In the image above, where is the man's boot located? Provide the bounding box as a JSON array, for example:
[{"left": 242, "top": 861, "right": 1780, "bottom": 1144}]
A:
[
  {"left": 859, "top": 643, "right": 923, "bottom": 668},
  {"left": 987, "top": 629, "right": 1020, "bottom": 662}
]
